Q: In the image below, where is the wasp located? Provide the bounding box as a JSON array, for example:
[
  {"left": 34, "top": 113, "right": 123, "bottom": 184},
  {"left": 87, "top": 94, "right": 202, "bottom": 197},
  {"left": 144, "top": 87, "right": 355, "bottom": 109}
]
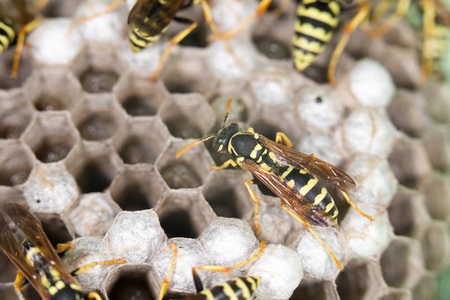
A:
[
  {"left": 158, "top": 241, "right": 265, "bottom": 300},
  {"left": 176, "top": 99, "right": 373, "bottom": 270},
  {"left": 0, "top": 0, "right": 47, "bottom": 77},
  {"left": 75, "top": 0, "right": 272, "bottom": 81},
  {"left": 0, "top": 203, "right": 124, "bottom": 300}
]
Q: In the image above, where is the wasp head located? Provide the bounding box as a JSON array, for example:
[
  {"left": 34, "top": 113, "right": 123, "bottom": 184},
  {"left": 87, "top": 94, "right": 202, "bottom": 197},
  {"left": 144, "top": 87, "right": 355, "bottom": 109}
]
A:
[{"left": 213, "top": 123, "right": 240, "bottom": 153}]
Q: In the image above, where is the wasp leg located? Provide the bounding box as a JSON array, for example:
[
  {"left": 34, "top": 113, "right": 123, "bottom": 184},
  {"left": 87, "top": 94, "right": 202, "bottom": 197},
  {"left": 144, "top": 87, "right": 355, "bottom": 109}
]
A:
[
  {"left": 158, "top": 243, "right": 177, "bottom": 300},
  {"left": 86, "top": 292, "right": 103, "bottom": 300},
  {"left": 209, "top": 0, "right": 272, "bottom": 40},
  {"left": 275, "top": 132, "right": 293, "bottom": 147},
  {"left": 270, "top": 0, "right": 290, "bottom": 19},
  {"left": 71, "top": 258, "right": 125, "bottom": 276},
  {"left": 56, "top": 241, "right": 75, "bottom": 256},
  {"left": 193, "top": 0, "right": 219, "bottom": 35},
  {"left": 12, "top": 17, "right": 42, "bottom": 78},
  {"left": 370, "top": 0, "right": 411, "bottom": 38},
  {"left": 280, "top": 201, "right": 343, "bottom": 270},
  {"left": 247, "top": 127, "right": 254, "bottom": 133},
  {"left": 211, "top": 159, "right": 238, "bottom": 170},
  {"left": 193, "top": 241, "right": 266, "bottom": 276},
  {"left": 244, "top": 179, "right": 261, "bottom": 236},
  {"left": 328, "top": 2, "right": 370, "bottom": 86},
  {"left": 75, "top": 0, "right": 125, "bottom": 24},
  {"left": 421, "top": 0, "right": 436, "bottom": 82},
  {"left": 13, "top": 271, "right": 28, "bottom": 297},
  {"left": 339, "top": 190, "right": 374, "bottom": 221},
  {"left": 149, "top": 18, "right": 197, "bottom": 82}
]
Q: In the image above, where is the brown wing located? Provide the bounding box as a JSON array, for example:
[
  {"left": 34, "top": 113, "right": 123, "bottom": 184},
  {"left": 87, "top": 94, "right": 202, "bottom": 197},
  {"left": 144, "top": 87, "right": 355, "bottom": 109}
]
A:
[
  {"left": 257, "top": 135, "right": 356, "bottom": 192},
  {"left": 3, "top": 203, "right": 78, "bottom": 286},
  {"left": 0, "top": 207, "right": 51, "bottom": 300},
  {"left": 242, "top": 160, "right": 335, "bottom": 227}
]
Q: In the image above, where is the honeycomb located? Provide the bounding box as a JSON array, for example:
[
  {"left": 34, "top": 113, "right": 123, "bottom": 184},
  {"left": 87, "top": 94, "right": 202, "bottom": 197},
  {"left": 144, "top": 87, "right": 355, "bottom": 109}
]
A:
[{"left": 0, "top": 0, "right": 449, "bottom": 299}]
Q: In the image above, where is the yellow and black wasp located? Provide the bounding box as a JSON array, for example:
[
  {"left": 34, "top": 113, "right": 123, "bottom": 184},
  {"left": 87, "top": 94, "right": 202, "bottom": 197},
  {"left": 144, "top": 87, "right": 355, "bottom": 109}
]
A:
[
  {"left": 158, "top": 241, "right": 265, "bottom": 300},
  {"left": 177, "top": 99, "right": 373, "bottom": 270},
  {"left": 76, "top": 0, "right": 272, "bottom": 81},
  {"left": 0, "top": 0, "right": 48, "bottom": 77},
  {"left": 0, "top": 203, "right": 124, "bottom": 300}
]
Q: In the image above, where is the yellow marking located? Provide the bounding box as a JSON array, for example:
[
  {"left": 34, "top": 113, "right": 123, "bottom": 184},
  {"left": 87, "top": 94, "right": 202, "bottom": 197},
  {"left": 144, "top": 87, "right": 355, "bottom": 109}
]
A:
[
  {"left": 299, "top": 177, "right": 318, "bottom": 196},
  {"left": 325, "top": 202, "right": 334, "bottom": 213},
  {"left": 26, "top": 247, "right": 42, "bottom": 267},
  {"left": 287, "top": 179, "right": 295, "bottom": 189},
  {"left": 246, "top": 277, "right": 259, "bottom": 292},
  {"left": 250, "top": 149, "right": 258, "bottom": 159},
  {"left": 313, "top": 187, "right": 328, "bottom": 205},
  {"left": 218, "top": 144, "right": 223, "bottom": 152},
  {"left": 280, "top": 166, "right": 294, "bottom": 181},
  {"left": 237, "top": 157, "right": 244, "bottom": 164},
  {"left": 293, "top": 36, "right": 326, "bottom": 53},
  {"left": 332, "top": 209, "right": 339, "bottom": 218},
  {"left": 41, "top": 273, "right": 50, "bottom": 288},
  {"left": 297, "top": 5, "right": 340, "bottom": 27},
  {"left": 0, "top": 21, "right": 15, "bottom": 39},
  {"left": 255, "top": 144, "right": 262, "bottom": 151},
  {"left": 293, "top": 53, "right": 317, "bottom": 70},
  {"left": 0, "top": 35, "right": 10, "bottom": 49},
  {"left": 55, "top": 280, "right": 65, "bottom": 290},
  {"left": 200, "top": 289, "right": 215, "bottom": 300},
  {"left": 49, "top": 286, "right": 58, "bottom": 295},
  {"left": 235, "top": 278, "right": 251, "bottom": 299},
  {"left": 220, "top": 282, "right": 239, "bottom": 300},
  {"left": 49, "top": 268, "right": 60, "bottom": 278},
  {"left": 256, "top": 156, "right": 262, "bottom": 163},
  {"left": 299, "top": 169, "right": 308, "bottom": 174},
  {"left": 295, "top": 21, "right": 333, "bottom": 41},
  {"left": 260, "top": 163, "right": 271, "bottom": 171},
  {"left": 268, "top": 151, "right": 277, "bottom": 162},
  {"left": 70, "top": 283, "right": 83, "bottom": 291}
]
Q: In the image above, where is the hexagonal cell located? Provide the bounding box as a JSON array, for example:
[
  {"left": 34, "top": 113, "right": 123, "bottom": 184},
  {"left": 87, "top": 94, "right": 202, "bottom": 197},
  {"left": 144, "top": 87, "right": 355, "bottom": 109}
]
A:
[
  {"left": 155, "top": 190, "right": 215, "bottom": 239},
  {"left": 380, "top": 238, "right": 424, "bottom": 289},
  {"left": 290, "top": 279, "right": 339, "bottom": 300},
  {"left": 161, "top": 48, "right": 217, "bottom": 97},
  {"left": 0, "top": 48, "right": 33, "bottom": 90},
  {"left": 388, "top": 138, "right": 432, "bottom": 189},
  {"left": 378, "top": 289, "right": 412, "bottom": 300},
  {"left": 424, "top": 82, "right": 450, "bottom": 124},
  {"left": 22, "top": 112, "right": 78, "bottom": 163},
  {"left": 106, "top": 266, "right": 156, "bottom": 300},
  {"left": 0, "top": 90, "right": 34, "bottom": 139},
  {"left": 422, "top": 173, "right": 450, "bottom": 221},
  {"left": 202, "top": 170, "right": 253, "bottom": 220},
  {"left": 0, "top": 141, "right": 33, "bottom": 186},
  {"left": 336, "top": 259, "right": 387, "bottom": 300},
  {"left": 422, "top": 125, "right": 450, "bottom": 172},
  {"left": 72, "top": 51, "right": 123, "bottom": 93},
  {"left": 157, "top": 140, "right": 213, "bottom": 190},
  {"left": 66, "top": 143, "right": 122, "bottom": 193},
  {"left": 421, "top": 222, "right": 450, "bottom": 272},
  {"left": 71, "top": 94, "right": 124, "bottom": 141},
  {"left": 25, "top": 69, "right": 82, "bottom": 111},
  {"left": 109, "top": 166, "right": 166, "bottom": 211},
  {"left": 412, "top": 274, "right": 435, "bottom": 300},
  {"left": 159, "top": 94, "right": 215, "bottom": 139},
  {"left": 113, "top": 73, "right": 167, "bottom": 117},
  {"left": 113, "top": 118, "right": 169, "bottom": 165},
  {"left": 388, "top": 186, "right": 431, "bottom": 238}
]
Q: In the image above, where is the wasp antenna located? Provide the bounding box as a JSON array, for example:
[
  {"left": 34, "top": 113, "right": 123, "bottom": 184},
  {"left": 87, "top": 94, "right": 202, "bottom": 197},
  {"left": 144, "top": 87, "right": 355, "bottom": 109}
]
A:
[
  {"left": 221, "top": 98, "right": 234, "bottom": 128},
  {"left": 176, "top": 134, "right": 216, "bottom": 158}
]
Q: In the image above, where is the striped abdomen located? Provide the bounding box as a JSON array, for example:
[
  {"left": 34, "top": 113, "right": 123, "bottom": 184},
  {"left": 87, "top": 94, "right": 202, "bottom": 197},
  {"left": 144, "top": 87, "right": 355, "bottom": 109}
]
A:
[
  {"left": 0, "top": 18, "right": 16, "bottom": 54},
  {"left": 293, "top": 0, "right": 340, "bottom": 71},
  {"left": 278, "top": 165, "right": 338, "bottom": 226},
  {"left": 185, "top": 276, "right": 260, "bottom": 300}
]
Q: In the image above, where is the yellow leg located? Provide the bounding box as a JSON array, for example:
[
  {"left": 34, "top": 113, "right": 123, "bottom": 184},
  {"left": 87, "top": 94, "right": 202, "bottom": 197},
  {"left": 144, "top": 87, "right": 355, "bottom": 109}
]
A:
[
  {"left": 245, "top": 179, "right": 261, "bottom": 236},
  {"left": 421, "top": 0, "right": 436, "bottom": 82},
  {"left": 86, "top": 292, "right": 103, "bottom": 300},
  {"left": 158, "top": 243, "right": 177, "bottom": 300},
  {"left": 370, "top": 0, "right": 411, "bottom": 38},
  {"left": 328, "top": 2, "right": 370, "bottom": 86},
  {"left": 56, "top": 241, "right": 75, "bottom": 255},
  {"left": 12, "top": 17, "right": 42, "bottom": 78},
  {"left": 211, "top": 159, "right": 238, "bottom": 170},
  {"left": 72, "top": 258, "right": 125, "bottom": 276},
  {"left": 340, "top": 190, "right": 374, "bottom": 221},
  {"left": 193, "top": 241, "right": 266, "bottom": 275},
  {"left": 13, "top": 271, "right": 27, "bottom": 292},
  {"left": 271, "top": 0, "right": 290, "bottom": 18},
  {"left": 247, "top": 127, "right": 255, "bottom": 133},
  {"left": 280, "top": 201, "right": 343, "bottom": 270},
  {"left": 275, "top": 132, "right": 292, "bottom": 147},
  {"left": 194, "top": 0, "right": 219, "bottom": 35},
  {"left": 210, "top": 0, "right": 272, "bottom": 40},
  {"left": 75, "top": 0, "right": 125, "bottom": 24},
  {"left": 149, "top": 20, "right": 198, "bottom": 82}
]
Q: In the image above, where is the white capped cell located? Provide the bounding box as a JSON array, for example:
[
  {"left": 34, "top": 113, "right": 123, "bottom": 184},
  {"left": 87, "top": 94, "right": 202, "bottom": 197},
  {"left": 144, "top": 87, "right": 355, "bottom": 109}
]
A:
[
  {"left": 346, "top": 154, "right": 398, "bottom": 207},
  {"left": 296, "top": 132, "right": 344, "bottom": 167},
  {"left": 248, "top": 244, "right": 303, "bottom": 299},
  {"left": 248, "top": 68, "right": 295, "bottom": 106},
  {"left": 295, "top": 227, "right": 346, "bottom": 279},
  {"left": 27, "top": 18, "right": 85, "bottom": 67},
  {"left": 348, "top": 59, "right": 395, "bottom": 108},
  {"left": 210, "top": 0, "right": 259, "bottom": 33},
  {"left": 120, "top": 42, "right": 162, "bottom": 75},
  {"left": 106, "top": 210, "right": 166, "bottom": 263},
  {"left": 296, "top": 86, "right": 344, "bottom": 132},
  {"left": 341, "top": 204, "right": 393, "bottom": 258},
  {"left": 23, "top": 163, "right": 79, "bottom": 213},
  {"left": 199, "top": 217, "right": 259, "bottom": 266}
]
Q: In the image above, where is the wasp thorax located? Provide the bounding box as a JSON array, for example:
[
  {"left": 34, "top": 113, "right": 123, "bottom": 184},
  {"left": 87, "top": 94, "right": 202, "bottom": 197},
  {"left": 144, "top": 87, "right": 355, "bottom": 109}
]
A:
[{"left": 213, "top": 123, "right": 240, "bottom": 153}]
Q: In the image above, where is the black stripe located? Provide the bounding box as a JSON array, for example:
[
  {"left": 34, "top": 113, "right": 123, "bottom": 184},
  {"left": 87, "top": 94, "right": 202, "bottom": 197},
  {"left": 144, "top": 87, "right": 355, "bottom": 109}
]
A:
[
  {"left": 297, "top": 16, "right": 333, "bottom": 33},
  {"left": 294, "top": 31, "right": 327, "bottom": 46},
  {"left": 302, "top": 1, "right": 339, "bottom": 18},
  {"left": 292, "top": 45, "right": 319, "bottom": 56}
]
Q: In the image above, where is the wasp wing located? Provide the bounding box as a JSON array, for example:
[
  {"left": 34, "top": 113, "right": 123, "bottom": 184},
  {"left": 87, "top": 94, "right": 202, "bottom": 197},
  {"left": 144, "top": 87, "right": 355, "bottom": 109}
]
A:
[
  {"left": 3, "top": 203, "right": 78, "bottom": 286},
  {"left": 257, "top": 135, "right": 356, "bottom": 191},
  {"left": 242, "top": 160, "right": 335, "bottom": 227},
  {"left": 0, "top": 206, "right": 51, "bottom": 300}
]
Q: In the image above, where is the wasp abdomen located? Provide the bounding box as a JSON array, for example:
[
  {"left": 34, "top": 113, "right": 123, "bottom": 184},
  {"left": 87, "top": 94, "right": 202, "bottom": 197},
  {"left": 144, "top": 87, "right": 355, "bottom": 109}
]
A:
[
  {"left": 198, "top": 276, "right": 260, "bottom": 300},
  {"left": 0, "top": 17, "right": 16, "bottom": 54},
  {"left": 293, "top": 0, "right": 340, "bottom": 71}
]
